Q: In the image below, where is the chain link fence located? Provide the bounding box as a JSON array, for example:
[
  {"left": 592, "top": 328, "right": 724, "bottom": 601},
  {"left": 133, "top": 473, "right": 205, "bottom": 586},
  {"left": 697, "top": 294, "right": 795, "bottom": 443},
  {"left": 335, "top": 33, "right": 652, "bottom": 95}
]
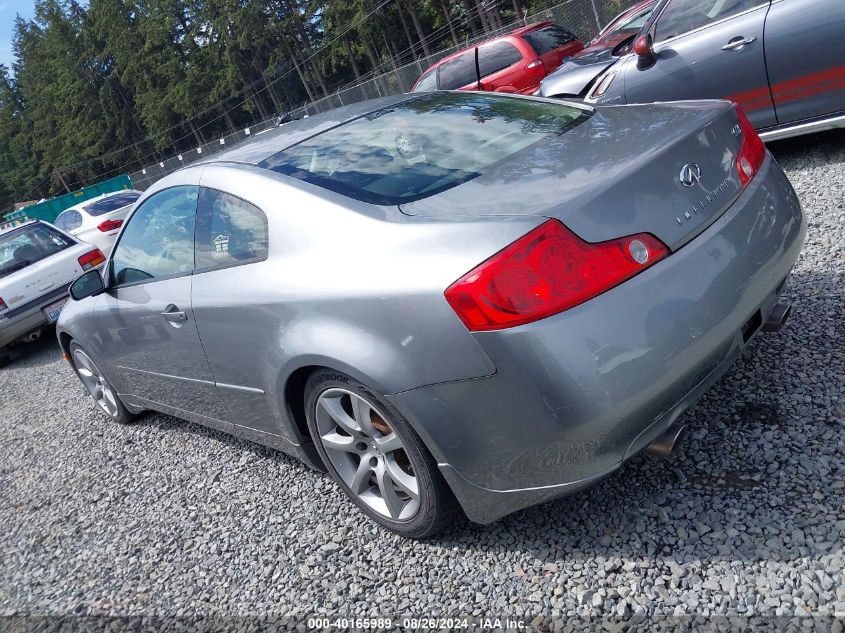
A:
[{"left": 129, "top": 0, "right": 638, "bottom": 191}]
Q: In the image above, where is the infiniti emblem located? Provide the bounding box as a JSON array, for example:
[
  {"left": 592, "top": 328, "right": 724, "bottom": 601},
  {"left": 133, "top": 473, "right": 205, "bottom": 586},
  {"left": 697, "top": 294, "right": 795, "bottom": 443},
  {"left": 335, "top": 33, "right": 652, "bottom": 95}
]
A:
[{"left": 679, "top": 163, "right": 701, "bottom": 187}]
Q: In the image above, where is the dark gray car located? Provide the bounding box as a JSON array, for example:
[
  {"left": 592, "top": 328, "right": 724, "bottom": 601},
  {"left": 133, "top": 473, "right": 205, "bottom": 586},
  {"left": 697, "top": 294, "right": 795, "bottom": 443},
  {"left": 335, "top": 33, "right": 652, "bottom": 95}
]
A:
[
  {"left": 539, "top": 0, "right": 845, "bottom": 141},
  {"left": 58, "top": 92, "right": 805, "bottom": 538}
]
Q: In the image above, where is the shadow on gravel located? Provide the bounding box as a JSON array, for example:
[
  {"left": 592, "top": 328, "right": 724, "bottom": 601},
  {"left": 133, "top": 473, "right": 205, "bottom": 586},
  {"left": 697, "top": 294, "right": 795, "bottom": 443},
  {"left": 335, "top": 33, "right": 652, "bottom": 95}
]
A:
[
  {"left": 768, "top": 127, "right": 845, "bottom": 164},
  {"left": 1, "top": 330, "right": 64, "bottom": 369}
]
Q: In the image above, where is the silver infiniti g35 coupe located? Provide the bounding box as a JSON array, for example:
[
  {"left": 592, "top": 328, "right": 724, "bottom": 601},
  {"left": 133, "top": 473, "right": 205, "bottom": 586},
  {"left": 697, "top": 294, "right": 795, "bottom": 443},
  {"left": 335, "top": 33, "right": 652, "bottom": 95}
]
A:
[{"left": 58, "top": 92, "right": 806, "bottom": 538}]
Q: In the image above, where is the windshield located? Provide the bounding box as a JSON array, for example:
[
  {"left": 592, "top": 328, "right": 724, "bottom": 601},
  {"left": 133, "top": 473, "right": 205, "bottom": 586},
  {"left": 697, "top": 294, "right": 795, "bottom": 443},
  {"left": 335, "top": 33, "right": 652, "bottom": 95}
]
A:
[
  {"left": 259, "top": 92, "right": 591, "bottom": 206},
  {"left": 0, "top": 223, "right": 75, "bottom": 278},
  {"left": 84, "top": 191, "right": 141, "bottom": 216},
  {"left": 610, "top": 7, "right": 653, "bottom": 35}
]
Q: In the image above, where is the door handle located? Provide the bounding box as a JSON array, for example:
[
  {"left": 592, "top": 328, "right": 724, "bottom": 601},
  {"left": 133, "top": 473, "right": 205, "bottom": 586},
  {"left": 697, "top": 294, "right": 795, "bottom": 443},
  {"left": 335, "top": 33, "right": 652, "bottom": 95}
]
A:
[
  {"left": 161, "top": 304, "right": 187, "bottom": 326},
  {"left": 722, "top": 36, "right": 757, "bottom": 51}
]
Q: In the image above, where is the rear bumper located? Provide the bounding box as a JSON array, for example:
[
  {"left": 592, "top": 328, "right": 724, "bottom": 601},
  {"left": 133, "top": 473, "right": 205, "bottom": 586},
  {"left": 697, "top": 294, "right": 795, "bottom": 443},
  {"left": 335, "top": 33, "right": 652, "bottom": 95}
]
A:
[
  {"left": 388, "top": 155, "right": 806, "bottom": 524},
  {"left": 0, "top": 287, "right": 69, "bottom": 348}
]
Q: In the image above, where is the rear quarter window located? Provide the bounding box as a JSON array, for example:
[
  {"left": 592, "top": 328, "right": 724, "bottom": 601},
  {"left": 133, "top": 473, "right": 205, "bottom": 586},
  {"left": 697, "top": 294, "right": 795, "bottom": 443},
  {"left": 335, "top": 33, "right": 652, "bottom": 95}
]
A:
[
  {"left": 478, "top": 41, "right": 523, "bottom": 76},
  {"left": 522, "top": 25, "right": 578, "bottom": 55}
]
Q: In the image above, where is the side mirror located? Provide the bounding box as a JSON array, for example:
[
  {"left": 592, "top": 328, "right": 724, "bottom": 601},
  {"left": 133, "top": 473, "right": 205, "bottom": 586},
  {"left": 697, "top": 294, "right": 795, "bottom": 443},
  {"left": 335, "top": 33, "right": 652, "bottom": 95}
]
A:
[
  {"left": 69, "top": 269, "right": 105, "bottom": 301},
  {"left": 634, "top": 34, "right": 657, "bottom": 69}
]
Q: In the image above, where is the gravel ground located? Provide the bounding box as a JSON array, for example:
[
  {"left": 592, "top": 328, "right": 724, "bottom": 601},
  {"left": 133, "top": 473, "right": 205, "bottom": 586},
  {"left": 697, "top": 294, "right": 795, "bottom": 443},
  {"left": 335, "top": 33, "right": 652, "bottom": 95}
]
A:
[{"left": 0, "top": 131, "right": 843, "bottom": 631}]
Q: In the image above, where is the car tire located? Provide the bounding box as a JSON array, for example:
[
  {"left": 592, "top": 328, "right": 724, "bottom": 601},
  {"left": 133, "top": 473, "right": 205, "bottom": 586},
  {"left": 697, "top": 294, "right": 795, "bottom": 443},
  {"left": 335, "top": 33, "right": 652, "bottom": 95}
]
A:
[
  {"left": 305, "top": 370, "right": 458, "bottom": 539},
  {"left": 68, "top": 341, "right": 136, "bottom": 424}
]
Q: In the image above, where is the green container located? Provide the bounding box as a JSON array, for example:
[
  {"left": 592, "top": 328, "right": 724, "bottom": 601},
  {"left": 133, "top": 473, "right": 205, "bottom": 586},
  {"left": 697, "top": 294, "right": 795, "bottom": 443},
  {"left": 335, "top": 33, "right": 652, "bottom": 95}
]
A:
[{"left": 2, "top": 174, "right": 134, "bottom": 224}]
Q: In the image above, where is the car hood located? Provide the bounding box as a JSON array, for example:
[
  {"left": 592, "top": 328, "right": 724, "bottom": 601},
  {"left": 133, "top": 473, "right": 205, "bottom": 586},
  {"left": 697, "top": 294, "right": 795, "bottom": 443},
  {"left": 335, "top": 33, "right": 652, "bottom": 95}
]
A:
[{"left": 538, "top": 48, "right": 618, "bottom": 97}]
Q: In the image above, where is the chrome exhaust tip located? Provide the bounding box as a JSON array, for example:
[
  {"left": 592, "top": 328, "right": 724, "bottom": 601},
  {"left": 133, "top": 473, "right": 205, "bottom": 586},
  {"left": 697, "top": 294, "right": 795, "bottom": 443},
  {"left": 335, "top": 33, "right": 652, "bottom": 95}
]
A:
[
  {"left": 645, "top": 423, "right": 687, "bottom": 459},
  {"left": 763, "top": 302, "right": 792, "bottom": 332},
  {"left": 24, "top": 330, "right": 42, "bottom": 343}
]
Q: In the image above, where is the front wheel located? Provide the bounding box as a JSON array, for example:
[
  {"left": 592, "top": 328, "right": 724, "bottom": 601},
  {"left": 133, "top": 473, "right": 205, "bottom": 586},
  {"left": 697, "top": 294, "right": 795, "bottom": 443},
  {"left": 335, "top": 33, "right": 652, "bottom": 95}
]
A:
[
  {"left": 305, "top": 370, "right": 457, "bottom": 539},
  {"left": 69, "top": 341, "right": 136, "bottom": 424}
]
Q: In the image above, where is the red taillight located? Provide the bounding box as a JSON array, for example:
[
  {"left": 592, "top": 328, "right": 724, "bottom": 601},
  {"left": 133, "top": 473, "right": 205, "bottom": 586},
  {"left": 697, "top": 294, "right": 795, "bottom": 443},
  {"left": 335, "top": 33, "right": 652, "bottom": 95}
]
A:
[
  {"left": 97, "top": 218, "right": 123, "bottom": 232},
  {"left": 735, "top": 104, "right": 765, "bottom": 187},
  {"left": 525, "top": 58, "right": 546, "bottom": 78},
  {"left": 78, "top": 248, "right": 105, "bottom": 271},
  {"left": 445, "top": 220, "right": 669, "bottom": 331},
  {"left": 0, "top": 297, "right": 6, "bottom": 312}
]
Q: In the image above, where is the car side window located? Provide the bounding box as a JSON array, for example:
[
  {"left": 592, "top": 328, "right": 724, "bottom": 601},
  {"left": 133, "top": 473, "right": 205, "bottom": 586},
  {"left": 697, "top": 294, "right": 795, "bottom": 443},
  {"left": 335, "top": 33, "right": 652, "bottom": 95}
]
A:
[
  {"left": 655, "top": 0, "right": 767, "bottom": 41},
  {"left": 111, "top": 185, "right": 198, "bottom": 286},
  {"left": 522, "top": 25, "right": 577, "bottom": 55},
  {"left": 414, "top": 68, "right": 438, "bottom": 92},
  {"left": 438, "top": 51, "right": 479, "bottom": 90},
  {"left": 56, "top": 210, "right": 82, "bottom": 231},
  {"left": 478, "top": 41, "right": 523, "bottom": 76},
  {"left": 194, "top": 188, "right": 268, "bottom": 272}
]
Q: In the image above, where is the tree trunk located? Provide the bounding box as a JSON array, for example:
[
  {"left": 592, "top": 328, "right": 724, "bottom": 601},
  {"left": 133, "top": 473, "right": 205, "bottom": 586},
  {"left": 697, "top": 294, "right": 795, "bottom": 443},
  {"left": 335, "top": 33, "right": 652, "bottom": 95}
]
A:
[
  {"left": 362, "top": 34, "right": 381, "bottom": 73},
  {"left": 462, "top": 0, "right": 480, "bottom": 36},
  {"left": 440, "top": 0, "right": 460, "bottom": 46},
  {"left": 286, "top": 0, "right": 330, "bottom": 97},
  {"left": 395, "top": 0, "right": 417, "bottom": 57},
  {"left": 310, "top": 59, "right": 330, "bottom": 98},
  {"left": 283, "top": 37, "right": 317, "bottom": 103},
  {"left": 344, "top": 39, "right": 362, "bottom": 80},
  {"left": 252, "top": 88, "right": 270, "bottom": 121},
  {"left": 383, "top": 33, "right": 407, "bottom": 91},
  {"left": 188, "top": 120, "right": 206, "bottom": 147},
  {"left": 511, "top": 0, "right": 524, "bottom": 20},
  {"left": 405, "top": 0, "right": 431, "bottom": 57},
  {"left": 264, "top": 74, "right": 281, "bottom": 111},
  {"left": 224, "top": 110, "right": 237, "bottom": 134},
  {"left": 474, "top": 0, "right": 492, "bottom": 33}
]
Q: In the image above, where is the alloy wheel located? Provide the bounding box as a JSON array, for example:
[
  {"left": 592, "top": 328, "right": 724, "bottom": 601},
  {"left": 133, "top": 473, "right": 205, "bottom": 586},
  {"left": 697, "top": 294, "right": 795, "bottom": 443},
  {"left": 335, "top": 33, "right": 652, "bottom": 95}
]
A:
[
  {"left": 72, "top": 348, "right": 120, "bottom": 418},
  {"left": 315, "top": 388, "right": 419, "bottom": 521}
]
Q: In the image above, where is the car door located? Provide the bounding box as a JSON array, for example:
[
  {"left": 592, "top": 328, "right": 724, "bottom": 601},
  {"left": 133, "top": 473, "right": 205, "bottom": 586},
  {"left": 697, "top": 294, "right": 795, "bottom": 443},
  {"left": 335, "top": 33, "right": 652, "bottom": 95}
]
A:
[
  {"left": 763, "top": 0, "right": 845, "bottom": 126},
  {"left": 188, "top": 186, "right": 290, "bottom": 440},
  {"left": 623, "top": 0, "right": 777, "bottom": 129},
  {"left": 92, "top": 184, "right": 230, "bottom": 421}
]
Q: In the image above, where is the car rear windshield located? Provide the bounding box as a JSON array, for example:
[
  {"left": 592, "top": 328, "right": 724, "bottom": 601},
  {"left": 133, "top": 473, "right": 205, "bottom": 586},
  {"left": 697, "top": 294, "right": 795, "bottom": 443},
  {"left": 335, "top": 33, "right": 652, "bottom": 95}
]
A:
[
  {"left": 84, "top": 191, "right": 141, "bottom": 216},
  {"left": 522, "top": 25, "right": 577, "bottom": 55},
  {"left": 259, "top": 92, "right": 591, "bottom": 205},
  {"left": 0, "top": 223, "right": 75, "bottom": 279}
]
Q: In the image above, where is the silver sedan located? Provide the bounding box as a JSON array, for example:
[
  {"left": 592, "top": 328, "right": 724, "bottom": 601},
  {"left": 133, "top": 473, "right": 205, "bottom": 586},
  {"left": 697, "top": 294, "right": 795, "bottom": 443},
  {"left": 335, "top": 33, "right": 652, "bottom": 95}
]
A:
[{"left": 58, "top": 92, "right": 805, "bottom": 538}]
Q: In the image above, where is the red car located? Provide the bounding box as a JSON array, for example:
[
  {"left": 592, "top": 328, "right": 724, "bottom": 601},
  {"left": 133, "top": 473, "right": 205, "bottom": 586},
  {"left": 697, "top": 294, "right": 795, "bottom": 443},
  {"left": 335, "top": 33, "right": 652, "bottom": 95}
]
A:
[{"left": 412, "top": 22, "right": 584, "bottom": 94}]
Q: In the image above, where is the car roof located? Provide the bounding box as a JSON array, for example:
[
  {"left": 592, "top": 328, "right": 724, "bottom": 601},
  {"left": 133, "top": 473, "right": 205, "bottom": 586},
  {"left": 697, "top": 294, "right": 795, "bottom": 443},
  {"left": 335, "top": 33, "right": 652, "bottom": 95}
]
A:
[
  {"left": 0, "top": 219, "right": 39, "bottom": 237},
  {"left": 420, "top": 21, "right": 552, "bottom": 73},
  {"left": 199, "top": 94, "right": 415, "bottom": 167}
]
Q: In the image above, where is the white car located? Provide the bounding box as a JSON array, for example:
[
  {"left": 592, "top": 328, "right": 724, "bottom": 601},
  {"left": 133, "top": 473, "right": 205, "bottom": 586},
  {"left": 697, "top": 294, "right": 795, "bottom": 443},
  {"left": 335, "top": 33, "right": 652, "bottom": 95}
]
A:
[
  {"left": 54, "top": 189, "right": 142, "bottom": 253},
  {"left": 0, "top": 220, "right": 104, "bottom": 365}
]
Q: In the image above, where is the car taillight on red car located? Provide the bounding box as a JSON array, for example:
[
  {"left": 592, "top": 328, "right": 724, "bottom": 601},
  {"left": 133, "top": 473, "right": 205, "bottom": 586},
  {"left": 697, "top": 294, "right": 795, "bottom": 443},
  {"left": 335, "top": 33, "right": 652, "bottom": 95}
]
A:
[
  {"left": 525, "top": 58, "right": 546, "bottom": 78},
  {"left": 445, "top": 219, "right": 668, "bottom": 331},
  {"left": 78, "top": 248, "right": 105, "bottom": 271},
  {"left": 97, "top": 218, "right": 123, "bottom": 232},
  {"left": 734, "top": 104, "right": 765, "bottom": 187}
]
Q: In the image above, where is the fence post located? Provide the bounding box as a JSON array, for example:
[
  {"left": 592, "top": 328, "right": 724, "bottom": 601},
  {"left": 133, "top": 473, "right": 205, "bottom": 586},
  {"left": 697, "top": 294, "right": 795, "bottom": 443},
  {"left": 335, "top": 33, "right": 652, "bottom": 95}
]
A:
[{"left": 589, "top": 0, "right": 602, "bottom": 31}]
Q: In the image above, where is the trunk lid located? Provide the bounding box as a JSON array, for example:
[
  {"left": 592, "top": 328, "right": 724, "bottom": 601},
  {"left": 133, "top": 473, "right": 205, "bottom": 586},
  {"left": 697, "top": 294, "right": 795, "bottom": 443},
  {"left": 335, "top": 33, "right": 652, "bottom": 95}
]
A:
[{"left": 400, "top": 100, "right": 745, "bottom": 250}]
